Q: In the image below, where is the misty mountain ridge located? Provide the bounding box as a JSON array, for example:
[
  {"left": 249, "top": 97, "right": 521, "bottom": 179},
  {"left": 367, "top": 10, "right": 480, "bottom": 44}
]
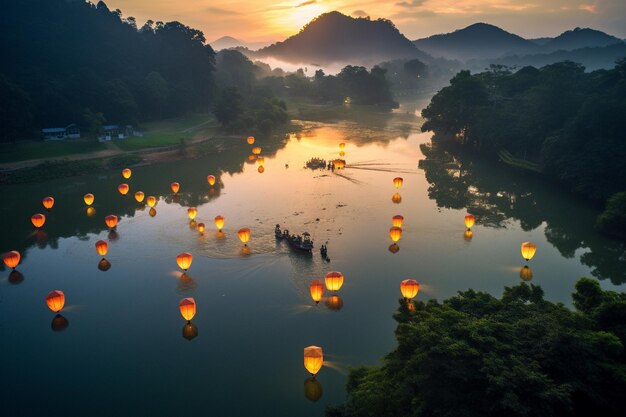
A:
[
  {"left": 210, "top": 36, "right": 272, "bottom": 51},
  {"left": 541, "top": 27, "right": 623, "bottom": 52},
  {"left": 257, "top": 11, "right": 430, "bottom": 66}
]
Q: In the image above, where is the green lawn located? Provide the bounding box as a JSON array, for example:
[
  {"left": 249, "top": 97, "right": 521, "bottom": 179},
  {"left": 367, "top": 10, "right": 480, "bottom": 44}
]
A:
[
  {"left": 114, "top": 132, "right": 188, "bottom": 151},
  {"left": 0, "top": 140, "right": 106, "bottom": 163}
]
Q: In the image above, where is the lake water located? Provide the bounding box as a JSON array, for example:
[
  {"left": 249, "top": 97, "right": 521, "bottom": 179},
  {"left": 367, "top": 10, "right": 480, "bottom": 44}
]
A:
[{"left": 1, "top": 102, "right": 625, "bottom": 416}]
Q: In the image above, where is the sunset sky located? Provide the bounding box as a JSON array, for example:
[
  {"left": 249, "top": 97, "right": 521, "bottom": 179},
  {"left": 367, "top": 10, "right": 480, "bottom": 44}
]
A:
[{"left": 104, "top": 0, "right": 626, "bottom": 43}]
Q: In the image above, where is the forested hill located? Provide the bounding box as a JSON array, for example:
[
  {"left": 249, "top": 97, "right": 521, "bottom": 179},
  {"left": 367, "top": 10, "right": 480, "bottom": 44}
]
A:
[
  {"left": 257, "top": 11, "right": 430, "bottom": 65},
  {"left": 0, "top": 0, "right": 215, "bottom": 142}
]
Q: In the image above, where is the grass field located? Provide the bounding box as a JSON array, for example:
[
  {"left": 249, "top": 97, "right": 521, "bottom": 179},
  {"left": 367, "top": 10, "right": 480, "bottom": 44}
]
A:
[{"left": 0, "top": 140, "right": 106, "bottom": 163}]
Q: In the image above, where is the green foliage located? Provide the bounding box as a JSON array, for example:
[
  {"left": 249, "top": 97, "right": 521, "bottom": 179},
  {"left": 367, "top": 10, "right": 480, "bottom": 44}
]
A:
[
  {"left": 213, "top": 87, "right": 244, "bottom": 128},
  {"left": 328, "top": 280, "right": 626, "bottom": 417},
  {"left": 597, "top": 192, "right": 626, "bottom": 240},
  {"left": 421, "top": 60, "right": 626, "bottom": 205}
]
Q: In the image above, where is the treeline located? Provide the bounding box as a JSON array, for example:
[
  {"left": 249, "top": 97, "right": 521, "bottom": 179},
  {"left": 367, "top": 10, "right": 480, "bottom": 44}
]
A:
[
  {"left": 421, "top": 60, "right": 626, "bottom": 239},
  {"left": 328, "top": 279, "right": 626, "bottom": 417},
  {"left": 0, "top": 0, "right": 216, "bottom": 142}
]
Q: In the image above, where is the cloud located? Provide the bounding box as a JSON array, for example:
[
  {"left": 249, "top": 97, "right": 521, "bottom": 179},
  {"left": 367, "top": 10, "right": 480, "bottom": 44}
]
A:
[
  {"left": 206, "top": 6, "right": 239, "bottom": 16},
  {"left": 396, "top": 0, "right": 427, "bottom": 7},
  {"left": 352, "top": 10, "right": 369, "bottom": 17},
  {"left": 296, "top": 0, "right": 317, "bottom": 7},
  {"left": 579, "top": 4, "right": 599, "bottom": 13}
]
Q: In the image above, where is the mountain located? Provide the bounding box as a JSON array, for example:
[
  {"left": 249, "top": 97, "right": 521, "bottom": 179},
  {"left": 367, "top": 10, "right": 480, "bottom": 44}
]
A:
[
  {"left": 210, "top": 36, "right": 272, "bottom": 51},
  {"left": 413, "top": 23, "right": 537, "bottom": 61},
  {"left": 528, "top": 37, "right": 552, "bottom": 46},
  {"left": 257, "top": 11, "right": 430, "bottom": 65},
  {"left": 540, "top": 28, "right": 623, "bottom": 52}
]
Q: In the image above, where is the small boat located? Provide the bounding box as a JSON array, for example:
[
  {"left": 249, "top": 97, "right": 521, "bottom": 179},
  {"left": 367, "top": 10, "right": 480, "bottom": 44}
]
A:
[{"left": 275, "top": 224, "right": 313, "bottom": 252}]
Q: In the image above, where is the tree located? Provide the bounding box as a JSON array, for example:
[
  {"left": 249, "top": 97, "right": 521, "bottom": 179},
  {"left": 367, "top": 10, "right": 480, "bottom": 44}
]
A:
[
  {"left": 82, "top": 108, "right": 106, "bottom": 139},
  {"left": 0, "top": 74, "right": 33, "bottom": 143},
  {"left": 596, "top": 192, "right": 626, "bottom": 240},
  {"left": 213, "top": 87, "right": 243, "bottom": 127}
]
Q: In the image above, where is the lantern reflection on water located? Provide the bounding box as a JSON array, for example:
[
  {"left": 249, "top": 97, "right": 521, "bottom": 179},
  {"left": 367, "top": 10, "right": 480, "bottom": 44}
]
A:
[
  {"left": 392, "top": 193, "right": 402, "bottom": 204},
  {"left": 520, "top": 266, "right": 533, "bottom": 281},
  {"left": 182, "top": 323, "right": 198, "bottom": 341},
  {"left": 9, "top": 270, "right": 24, "bottom": 285},
  {"left": 197, "top": 223, "right": 205, "bottom": 234},
  {"left": 389, "top": 243, "right": 400, "bottom": 254},
  {"left": 252, "top": 146, "right": 262, "bottom": 155},
  {"left": 51, "top": 314, "right": 69, "bottom": 331},
  {"left": 325, "top": 295, "right": 343, "bottom": 311},
  {"left": 86, "top": 207, "right": 96, "bottom": 217},
  {"left": 304, "top": 377, "right": 323, "bottom": 402},
  {"left": 98, "top": 258, "right": 112, "bottom": 272},
  {"left": 149, "top": 208, "right": 157, "bottom": 217},
  {"left": 258, "top": 166, "right": 265, "bottom": 174},
  {"left": 303, "top": 346, "right": 323, "bottom": 376}
]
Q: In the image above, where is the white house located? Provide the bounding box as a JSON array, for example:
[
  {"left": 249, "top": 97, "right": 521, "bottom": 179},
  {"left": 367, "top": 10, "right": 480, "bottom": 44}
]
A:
[{"left": 42, "top": 124, "right": 81, "bottom": 140}]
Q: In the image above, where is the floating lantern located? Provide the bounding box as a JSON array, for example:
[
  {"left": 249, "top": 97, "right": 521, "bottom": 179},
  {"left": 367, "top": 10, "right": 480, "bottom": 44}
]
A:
[
  {"left": 393, "top": 177, "right": 403, "bottom": 189},
  {"left": 464, "top": 230, "right": 473, "bottom": 241},
  {"left": 392, "top": 215, "right": 404, "bottom": 228},
  {"left": 257, "top": 156, "right": 265, "bottom": 166},
  {"left": 339, "top": 142, "right": 345, "bottom": 150},
  {"left": 392, "top": 193, "right": 402, "bottom": 204},
  {"left": 87, "top": 207, "right": 96, "bottom": 217},
  {"left": 171, "top": 182, "right": 180, "bottom": 193},
  {"left": 238, "top": 228, "right": 251, "bottom": 245},
  {"left": 95, "top": 240, "right": 108, "bottom": 256},
  {"left": 176, "top": 252, "right": 193, "bottom": 271},
  {"left": 258, "top": 166, "right": 265, "bottom": 174},
  {"left": 310, "top": 279, "right": 324, "bottom": 304},
  {"left": 2, "top": 251, "right": 20, "bottom": 269},
  {"left": 187, "top": 207, "right": 197, "bottom": 220},
  {"left": 207, "top": 175, "right": 216, "bottom": 186},
  {"left": 304, "top": 377, "right": 323, "bottom": 402},
  {"left": 252, "top": 146, "right": 262, "bottom": 155},
  {"left": 149, "top": 208, "right": 157, "bottom": 217},
  {"left": 303, "top": 346, "right": 323, "bottom": 376},
  {"left": 324, "top": 271, "right": 344, "bottom": 292},
  {"left": 122, "top": 168, "right": 132, "bottom": 179},
  {"left": 214, "top": 215, "right": 225, "bottom": 231},
  {"left": 98, "top": 258, "right": 111, "bottom": 271},
  {"left": 42, "top": 196, "right": 55, "bottom": 210},
  {"left": 146, "top": 196, "right": 157, "bottom": 207},
  {"left": 247, "top": 136, "right": 255, "bottom": 145},
  {"left": 197, "top": 223, "right": 205, "bottom": 234},
  {"left": 400, "top": 279, "right": 420, "bottom": 300},
  {"left": 389, "top": 226, "right": 402, "bottom": 243},
  {"left": 117, "top": 183, "right": 129, "bottom": 195},
  {"left": 248, "top": 155, "right": 256, "bottom": 162},
  {"left": 520, "top": 266, "right": 533, "bottom": 281},
  {"left": 134, "top": 191, "right": 145, "bottom": 203},
  {"left": 333, "top": 159, "right": 345, "bottom": 169},
  {"left": 84, "top": 193, "right": 94, "bottom": 206},
  {"left": 464, "top": 214, "right": 475, "bottom": 229},
  {"left": 182, "top": 323, "right": 198, "bottom": 341},
  {"left": 325, "top": 295, "right": 343, "bottom": 311},
  {"left": 521, "top": 242, "right": 537, "bottom": 261},
  {"left": 31, "top": 213, "right": 46, "bottom": 228},
  {"left": 389, "top": 243, "right": 400, "bottom": 254},
  {"left": 46, "top": 290, "right": 65, "bottom": 312},
  {"left": 104, "top": 215, "right": 118, "bottom": 229},
  {"left": 179, "top": 297, "right": 196, "bottom": 321}
]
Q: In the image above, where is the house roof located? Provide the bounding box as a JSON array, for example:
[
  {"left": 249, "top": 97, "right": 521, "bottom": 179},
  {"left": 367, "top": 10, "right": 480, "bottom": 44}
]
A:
[{"left": 42, "top": 128, "right": 67, "bottom": 133}]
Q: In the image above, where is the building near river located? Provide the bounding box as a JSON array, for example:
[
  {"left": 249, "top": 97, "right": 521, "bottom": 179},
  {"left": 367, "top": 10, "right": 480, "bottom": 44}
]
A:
[{"left": 41, "top": 124, "right": 81, "bottom": 140}]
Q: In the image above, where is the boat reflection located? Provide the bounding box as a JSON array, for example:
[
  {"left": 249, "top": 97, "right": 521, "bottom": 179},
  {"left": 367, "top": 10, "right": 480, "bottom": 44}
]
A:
[{"left": 304, "top": 377, "right": 323, "bottom": 402}]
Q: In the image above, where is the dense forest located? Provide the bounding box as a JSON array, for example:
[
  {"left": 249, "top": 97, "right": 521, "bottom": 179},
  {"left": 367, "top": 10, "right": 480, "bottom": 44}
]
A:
[
  {"left": 328, "top": 279, "right": 626, "bottom": 417},
  {"left": 420, "top": 60, "right": 626, "bottom": 239}
]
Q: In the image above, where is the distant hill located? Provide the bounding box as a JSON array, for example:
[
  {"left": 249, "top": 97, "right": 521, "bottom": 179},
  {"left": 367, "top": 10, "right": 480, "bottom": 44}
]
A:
[
  {"left": 540, "top": 28, "right": 623, "bottom": 52},
  {"left": 413, "top": 23, "right": 537, "bottom": 61},
  {"left": 257, "top": 11, "right": 430, "bottom": 65},
  {"left": 210, "top": 36, "right": 272, "bottom": 51},
  {"left": 528, "top": 37, "right": 552, "bottom": 46}
]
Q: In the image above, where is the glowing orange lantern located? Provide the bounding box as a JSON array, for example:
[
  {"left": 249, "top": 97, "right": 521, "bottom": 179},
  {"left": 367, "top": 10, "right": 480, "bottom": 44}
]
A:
[
  {"left": 389, "top": 226, "right": 402, "bottom": 243},
  {"left": 84, "top": 193, "right": 94, "bottom": 206},
  {"left": 257, "top": 156, "right": 265, "bottom": 166},
  {"left": 104, "top": 215, "right": 118, "bottom": 229},
  {"left": 252, "top": 147, "right": 262, "bottom": 155},
  {"left": 122, "top": 168, "right": 132, "bottom": 179},
  {"left": 258, "top": 166, "right": 265, "bottom": 174},
  {"left": 339, "top": 142, "right": 346, "bottom": 150},
  {"left": 176, "top": 252, "right": 193, "bottom": 271},
  {"left": 304, "top": 346, "right": 323, "bottom": 376},
  {"left": 134, "top": 191, "right": 145, "bottom": 203},
  {"left": 146, "top": 196, "right": 157, "bottom": 207},
  {"left": 400, "top": 279, "right": 420, "bottom": 299},
  {"left": 95, "top": 240, "right": 108, "bottom": 256},
  {"left": 464, "top": 214, "right": 475, "bottom": 229},
  {"left": 46, "top": 290, "right": 65, "bottom": 312},
  {"left": 310, "top": 279, "right": 324, "bottom": 304},
  {"left": 325, "top": 271, "right": 344, "bottom": 292},
  {"left": 214, "top": 215, "right": 225, "bottom": 231},
  {"left": 171, "top": 182, "right": 180, "bottom": 193},
  {"left": 392, "top": 215, "right": 404, "bottom": 228},
  {"left": 118, "top": 183, "right": 129, "bottom": 195},
  {"left": 247, "top": 136, "right": 255, "bottom": 145},
  {"left": 31, "top": 213, "right": 46, "bottom": 228},
  {"left": 393, "top": 177, "right": 403, "bottom": 189},
  {"left": 392, "top": 193, "right": 402, "bottom": 204},
  {"left": 238, "top": 228, "right": 251, "bottom": 245},
  {"left": 207, "top": 175, "right": 216, "bottom": 186},
  {"left": 520, "top": 266, "right": 533, "bottom": 281},
  {"left": 42, "top": 196, "right": 55, "bottom": 210},
  {"left": 521, "top": 242, "right": 537, "bottom": 261},
  {"left": 197, "top": 223, "right": 205, "bottom": 234},
  {"left": 333, "top": 159, "right": 346, "bottom": 169},
  {"left": 187, "top": 207, "right": 197, "bottom": 220},
  {"left": 179, "top": 297, "right": 196, "bottom": 321},
  {"left": 2, "top": 251, "right": 20, "bottom": 269}
]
